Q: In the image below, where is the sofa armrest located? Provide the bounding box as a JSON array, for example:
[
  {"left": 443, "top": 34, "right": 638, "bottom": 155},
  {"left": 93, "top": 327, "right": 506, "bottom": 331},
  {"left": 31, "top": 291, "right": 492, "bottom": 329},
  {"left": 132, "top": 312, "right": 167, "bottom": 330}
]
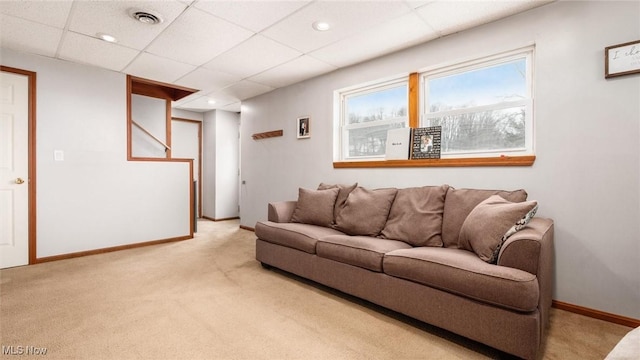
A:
[
  {"left": 267, "top": 201, "right": 297, "bottom": 223},
  {"left": 498, "top": 216, "right": 554, "bottom": 339}
]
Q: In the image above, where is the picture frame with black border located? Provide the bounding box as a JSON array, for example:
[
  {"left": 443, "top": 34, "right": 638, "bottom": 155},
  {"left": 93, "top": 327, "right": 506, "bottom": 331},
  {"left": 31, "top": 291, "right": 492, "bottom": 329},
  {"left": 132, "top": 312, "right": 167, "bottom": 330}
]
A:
[{"left": 411, "top": 126, "right": 441, "bottom": 159}]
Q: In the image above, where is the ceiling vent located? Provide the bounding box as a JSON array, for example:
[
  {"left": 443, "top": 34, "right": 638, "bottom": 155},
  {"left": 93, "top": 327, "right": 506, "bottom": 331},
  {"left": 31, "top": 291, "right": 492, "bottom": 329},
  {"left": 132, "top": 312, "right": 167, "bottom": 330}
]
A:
[{"left": 129, "top": 8, "right": 163, "bottom": 25}]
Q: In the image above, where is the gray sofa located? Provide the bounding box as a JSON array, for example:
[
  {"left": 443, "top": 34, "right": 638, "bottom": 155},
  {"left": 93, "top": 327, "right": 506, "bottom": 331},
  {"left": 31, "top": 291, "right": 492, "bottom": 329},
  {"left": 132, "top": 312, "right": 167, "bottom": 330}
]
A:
[{"left": 255, "top": 184, "right": 554, "bottom": 359}]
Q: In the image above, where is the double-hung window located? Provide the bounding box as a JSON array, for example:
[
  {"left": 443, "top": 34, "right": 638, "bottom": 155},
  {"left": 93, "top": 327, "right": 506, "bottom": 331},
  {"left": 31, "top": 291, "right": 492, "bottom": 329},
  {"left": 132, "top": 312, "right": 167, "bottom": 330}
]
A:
[
  {"left": 337, "top": 78, "right": 408, "bottom": 161},
  {"left": 421, "top": 46, "right": 534, "bottom": 158}
]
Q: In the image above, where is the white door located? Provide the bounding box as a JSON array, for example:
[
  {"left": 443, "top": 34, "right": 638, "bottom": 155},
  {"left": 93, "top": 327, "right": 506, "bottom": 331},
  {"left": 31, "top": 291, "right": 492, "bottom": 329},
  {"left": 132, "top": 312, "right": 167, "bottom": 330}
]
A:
[
  {"left": 0, "top": 71, "right": 30, "bottom": 269},
  {"left": 171, "top": 119, "right": 201, "bottom": 217}
]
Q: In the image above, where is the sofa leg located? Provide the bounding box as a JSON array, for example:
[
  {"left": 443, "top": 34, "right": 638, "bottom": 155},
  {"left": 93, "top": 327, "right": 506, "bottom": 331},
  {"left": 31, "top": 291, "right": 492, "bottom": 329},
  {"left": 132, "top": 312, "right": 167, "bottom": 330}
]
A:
[{"left": 260, "top": 262, "right": 272, "bottom": 270}]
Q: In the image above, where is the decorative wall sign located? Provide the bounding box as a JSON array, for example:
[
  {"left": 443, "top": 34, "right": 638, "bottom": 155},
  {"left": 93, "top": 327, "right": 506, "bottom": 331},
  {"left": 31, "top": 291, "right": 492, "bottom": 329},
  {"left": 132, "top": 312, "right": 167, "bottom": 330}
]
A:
[
  {"left": 605, "top": 40, "right": 640, "bottom": 78},
  {"left": 297, "top": 116, "right": 310, "bottom": 139},
  {"left": 411, "top": 126, "right": 441, "bottom": 159},
  {"left": 385, "top": 128, "right": 411, "bottom": 160}
]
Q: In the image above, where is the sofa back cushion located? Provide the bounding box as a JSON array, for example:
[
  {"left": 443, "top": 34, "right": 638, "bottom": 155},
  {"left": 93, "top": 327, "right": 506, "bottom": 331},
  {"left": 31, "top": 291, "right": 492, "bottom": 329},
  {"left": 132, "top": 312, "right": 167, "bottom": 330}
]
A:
[
  {"left": 336, "top": 187, "right": 397, "bottom": 236},
  {"left": 442, "top": 187, "right": 528, "bottom": 250},
  {"left": 318, "top": 182, "right": 358, "bottom": 225},
  {"left": 290, "top": 187, "right": 339, "bottom": 227},
  {"left": 380, "top": 185, "right": 449, "bottom": 247}
]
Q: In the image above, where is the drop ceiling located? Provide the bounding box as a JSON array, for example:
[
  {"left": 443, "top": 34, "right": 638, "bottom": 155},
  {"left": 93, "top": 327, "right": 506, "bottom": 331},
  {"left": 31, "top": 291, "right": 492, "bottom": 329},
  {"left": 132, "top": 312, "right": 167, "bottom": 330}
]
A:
[{"left": 0, "top": 0, "right": 552, "bottom": 113}]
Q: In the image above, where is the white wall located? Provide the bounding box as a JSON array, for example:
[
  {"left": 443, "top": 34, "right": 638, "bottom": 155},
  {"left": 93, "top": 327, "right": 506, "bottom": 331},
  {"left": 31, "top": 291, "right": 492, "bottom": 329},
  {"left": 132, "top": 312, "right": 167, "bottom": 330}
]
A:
[
  {"left": 240, "top": 1, "right": 640, "bottom": 319},
  {"left": 202, "top": 110, "right": 240, "bottom": 220},
  {"left": 202, "top": 111, "right": 216, "bottom": 219},
  {"left": 215, "top": 110, "right": 240, "bottom": 220},
  {"left": 1, "top": 48, "right": 192, "bottom": 257},
  {"left": 131, "top": 94, "right": 166, "bottom": 158}
]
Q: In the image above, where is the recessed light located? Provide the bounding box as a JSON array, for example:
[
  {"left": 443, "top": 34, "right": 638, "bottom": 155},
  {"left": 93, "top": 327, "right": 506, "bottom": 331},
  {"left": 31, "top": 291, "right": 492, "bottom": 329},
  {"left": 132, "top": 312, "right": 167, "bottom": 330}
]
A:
[
  {"left": 96, "top": 33, "right": 117, "bottom": 43},
  {"left": 312, "top": 21, "right": 331, "bottom": 31},
  {"left": 207, "top": 99, "right": 217, "bottom": 105}
]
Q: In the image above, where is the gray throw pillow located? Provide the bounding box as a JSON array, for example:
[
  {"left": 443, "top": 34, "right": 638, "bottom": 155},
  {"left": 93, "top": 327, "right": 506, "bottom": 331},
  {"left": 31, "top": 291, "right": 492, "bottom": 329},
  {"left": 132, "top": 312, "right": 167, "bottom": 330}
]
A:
[
  {"left": 335, "top": 187, "right": 397, "bottom": 236},
  {"left": 380, "top": 185, "right": 449, "bottom": 247},
  {"left": 459, "top": 195, "right": 538, "bottom": 263},
  {"left": 290, "top": 187, "right": 340, "bottom": 227}
]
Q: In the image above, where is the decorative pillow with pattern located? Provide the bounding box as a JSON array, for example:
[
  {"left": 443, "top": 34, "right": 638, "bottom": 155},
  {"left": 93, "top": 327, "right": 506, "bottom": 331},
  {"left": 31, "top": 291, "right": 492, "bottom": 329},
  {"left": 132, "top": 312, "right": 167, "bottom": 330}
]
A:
[{"left": 459, "top": 195, "right": 538, "bottom": 263}]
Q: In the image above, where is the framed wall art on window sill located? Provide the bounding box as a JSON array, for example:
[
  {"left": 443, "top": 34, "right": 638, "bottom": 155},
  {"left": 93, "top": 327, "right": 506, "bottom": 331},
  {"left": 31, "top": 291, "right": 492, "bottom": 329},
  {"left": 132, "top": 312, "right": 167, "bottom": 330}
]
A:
[
  {"left": 297, "top": 116, "right": 310, "bottom": 139},
  {"left": 605, "top": 40, "right": 640, "bottom": 78}
]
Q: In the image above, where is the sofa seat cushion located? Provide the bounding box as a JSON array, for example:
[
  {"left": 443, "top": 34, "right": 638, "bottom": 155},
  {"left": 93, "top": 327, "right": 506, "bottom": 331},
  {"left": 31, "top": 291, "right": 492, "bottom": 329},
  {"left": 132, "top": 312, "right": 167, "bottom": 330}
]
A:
[
  {"left": 383, "top": 247, "right": 539, "bottom": 312},
  {"left": 317, "top": 235, "right": 412, "bottom": 272},
  {"left": 255, "top": 221, "right": 345, "bottom": 254}
]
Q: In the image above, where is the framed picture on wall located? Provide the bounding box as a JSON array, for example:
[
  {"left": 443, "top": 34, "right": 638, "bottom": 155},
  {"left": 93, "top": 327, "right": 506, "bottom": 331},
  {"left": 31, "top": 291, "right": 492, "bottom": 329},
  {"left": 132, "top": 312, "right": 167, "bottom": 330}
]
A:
[
  {"left": 605, "top": 39, "right": 640, "bottom": 78},
  {"left": 297, "top": 116, "right": 310, "bottom": 139}
]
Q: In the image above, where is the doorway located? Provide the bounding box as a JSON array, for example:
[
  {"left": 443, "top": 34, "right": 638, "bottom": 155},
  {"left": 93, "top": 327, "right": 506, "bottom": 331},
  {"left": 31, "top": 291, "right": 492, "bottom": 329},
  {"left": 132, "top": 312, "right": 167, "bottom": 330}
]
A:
[{"left": 0, "top": 66, "right": 36, "bottom": 269}]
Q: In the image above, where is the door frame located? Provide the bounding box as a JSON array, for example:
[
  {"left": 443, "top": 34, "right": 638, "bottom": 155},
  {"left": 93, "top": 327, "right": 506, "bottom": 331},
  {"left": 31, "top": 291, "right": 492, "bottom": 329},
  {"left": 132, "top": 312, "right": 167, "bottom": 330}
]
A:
[{"left": 1, "top": 65, "right": 37, "bottom": 264}]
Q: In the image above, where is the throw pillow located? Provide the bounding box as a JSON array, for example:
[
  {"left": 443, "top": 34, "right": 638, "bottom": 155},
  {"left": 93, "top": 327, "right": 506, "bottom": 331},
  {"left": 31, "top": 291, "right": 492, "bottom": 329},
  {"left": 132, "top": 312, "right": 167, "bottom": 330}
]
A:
[
  {"left": 290, "top": 187, "right": 340, "bottom": 228},
  {"left": 318, "top": 182, "right": 358, "bottom": 225},
  {"left": 441, "top": 187, "right": 528, "bottom": 250},
  {"left": 380, "top": 185, "right": 449, "bottom": 247},
  {"left": 459, "top": 195, "right": 538, "bottom": 263},
  {"left": 335, "top": 187, "right": 397, "bottom": 236}
]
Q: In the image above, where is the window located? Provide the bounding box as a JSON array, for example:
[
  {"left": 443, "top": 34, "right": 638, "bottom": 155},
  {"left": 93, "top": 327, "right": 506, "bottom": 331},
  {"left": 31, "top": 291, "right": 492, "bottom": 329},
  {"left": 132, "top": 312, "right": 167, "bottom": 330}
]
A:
[
  {"left": 337, "top": 78, "right": 408, "bottom": 160},
  {"left": 421, "top": 47, "right": 534, "bottom": 158}
]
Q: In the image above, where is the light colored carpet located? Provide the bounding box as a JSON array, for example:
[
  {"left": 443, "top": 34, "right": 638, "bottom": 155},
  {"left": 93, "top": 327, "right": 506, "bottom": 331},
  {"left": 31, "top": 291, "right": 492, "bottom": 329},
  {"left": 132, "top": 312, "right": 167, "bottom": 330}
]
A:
[{"left": 0, "top": 219, "right": 632, "bottom": 360}]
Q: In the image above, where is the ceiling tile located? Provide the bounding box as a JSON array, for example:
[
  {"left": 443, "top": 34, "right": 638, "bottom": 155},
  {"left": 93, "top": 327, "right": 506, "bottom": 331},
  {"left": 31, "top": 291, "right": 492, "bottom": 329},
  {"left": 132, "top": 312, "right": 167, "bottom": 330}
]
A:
[
  {"left": 248, "top": 55, "right": 336, "bottom": 88},
  {"left": 173, "top": 94, "right": 234, "bottom": 112},
  {"left": 213, "top": 80, "right": 274, "bottom": 101},
  {"left": 174, "top": 67, "right": 241, "bottom": 93},
  {"left": 146, "top": 7, "right": 254, "bottom": 66},
  {"left": 218, "top": 102, "right": 241, "bottom": 113},
  {"left": 69, "top": 0, "right": 187, "bottom": 51},
  {"left": 203, "top": 35, "right": 302, "bottom": 78},
  {"left": 261, "top": 1, "right": 412, "bottom": 53},
  {"left": 58, "top": 32, "right": 140, "bottom": 72},
  {"left": 310, "top": 12, "right": 438, "bottom": 68},
  {"left": 0, "top": 14, "right": 63, "bottom": 57},
  {"left": 0, "top": 0, "right": 72, "bottom": 28},
  {"left": 195, "top": 0, "right": 311, "bottom": 32},
  {"left": 416, "top": 1, "right": 544, "bottom": 36},
  {"left": 124, "top": 52, "right": 197, "bottom": 84}
]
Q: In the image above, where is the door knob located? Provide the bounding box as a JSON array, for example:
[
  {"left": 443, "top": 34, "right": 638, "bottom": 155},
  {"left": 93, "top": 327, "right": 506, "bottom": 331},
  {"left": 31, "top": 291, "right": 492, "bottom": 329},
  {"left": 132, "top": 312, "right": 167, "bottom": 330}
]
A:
[{"left": 15, "top": 178, "right": 25, "bottom": 184}]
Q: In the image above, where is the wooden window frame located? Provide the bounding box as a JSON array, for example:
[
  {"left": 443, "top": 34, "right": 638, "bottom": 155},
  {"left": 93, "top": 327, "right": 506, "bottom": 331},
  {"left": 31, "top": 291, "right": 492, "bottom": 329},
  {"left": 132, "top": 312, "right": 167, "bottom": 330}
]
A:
[{"left": 334, "top": 70, "right": 535, "bottom": 168}]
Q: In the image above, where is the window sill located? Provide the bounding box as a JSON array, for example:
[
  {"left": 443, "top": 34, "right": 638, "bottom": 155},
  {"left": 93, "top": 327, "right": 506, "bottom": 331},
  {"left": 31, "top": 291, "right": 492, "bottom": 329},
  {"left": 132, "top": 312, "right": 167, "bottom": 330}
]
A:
[{"left": 333, "top": 155, "right": 535, "bottom": 168}]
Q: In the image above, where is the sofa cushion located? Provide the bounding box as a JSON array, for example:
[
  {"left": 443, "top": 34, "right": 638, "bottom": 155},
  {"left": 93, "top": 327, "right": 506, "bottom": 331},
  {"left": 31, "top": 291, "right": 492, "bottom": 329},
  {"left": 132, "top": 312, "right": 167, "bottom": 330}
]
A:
[
  {"left": 290, "top": 187, "right": 339, "bottom": 227},
  {"left": 442, "top": 187, "right": 528, "bottom": 250},
  {"left": 335, "top": 187, "right": 398, "bottom": 236},
  {"left": 255, "top": 221, "right": 345, "bottom": 254},
  {"left": 381, "top": 185, "right": 448, "bottom": 247},
  {"left": 317, "top": 235, "right": 412, "bottom": 272},
  {"left": 461, "top": 195, "right": 539, "bottom": 263},
  {"left": 383, "top": 247, "right": 539, "bottom": 312},
  {"left": 318, "top": 182, "right": 358, "bottom": 225}
]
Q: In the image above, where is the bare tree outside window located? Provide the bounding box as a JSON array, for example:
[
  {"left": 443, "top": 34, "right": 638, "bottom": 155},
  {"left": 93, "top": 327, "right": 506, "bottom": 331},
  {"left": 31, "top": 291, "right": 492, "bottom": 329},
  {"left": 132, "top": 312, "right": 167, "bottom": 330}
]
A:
[
  {"left": 423, "top": 50, "right": 533, "bottom": 157},
  {"left": 343, "top": 83, "right": 408, "bottom": 159}
]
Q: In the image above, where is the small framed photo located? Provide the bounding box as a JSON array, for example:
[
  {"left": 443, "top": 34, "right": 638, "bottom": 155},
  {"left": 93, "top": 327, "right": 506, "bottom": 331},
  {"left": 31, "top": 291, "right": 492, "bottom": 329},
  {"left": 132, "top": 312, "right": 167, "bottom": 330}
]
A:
[
  {"left": 605, "top": 40, "right": 640, "bottom": 78},
  {"left": 297, "top": 116, "right": 310, "bottom": 139}
]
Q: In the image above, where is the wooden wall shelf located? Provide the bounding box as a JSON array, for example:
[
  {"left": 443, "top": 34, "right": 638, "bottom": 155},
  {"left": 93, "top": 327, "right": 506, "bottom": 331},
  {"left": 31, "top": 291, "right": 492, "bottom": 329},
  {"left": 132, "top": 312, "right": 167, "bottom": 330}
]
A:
[{"left": 252, "top": 130, "right": 283, "bottom": 140}]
